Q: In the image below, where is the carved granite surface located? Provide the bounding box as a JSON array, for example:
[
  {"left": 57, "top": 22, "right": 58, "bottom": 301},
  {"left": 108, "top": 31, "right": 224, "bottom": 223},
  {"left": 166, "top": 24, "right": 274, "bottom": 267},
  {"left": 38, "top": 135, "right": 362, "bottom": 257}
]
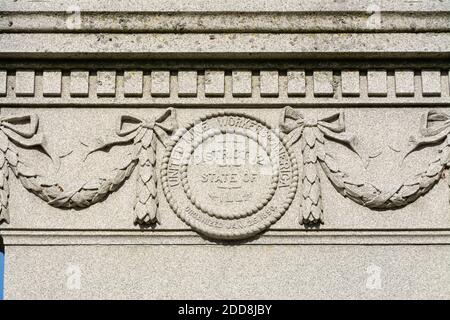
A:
[
  {"left": 1, "top": 0, "right": 450, "bottom": 299},
  {"left": 0, "top": 105, "right": 448, "bottom": 240}
]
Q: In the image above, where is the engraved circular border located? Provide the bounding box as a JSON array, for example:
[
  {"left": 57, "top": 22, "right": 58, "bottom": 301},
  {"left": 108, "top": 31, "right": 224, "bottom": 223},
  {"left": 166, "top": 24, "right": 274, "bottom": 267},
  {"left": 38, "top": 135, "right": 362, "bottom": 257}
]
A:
[
  {"left": 180, "top": 127, "right": 280, "bottom": 219},
  {"left": 161, "top": 111, "right": 299, "bottom": 240}
]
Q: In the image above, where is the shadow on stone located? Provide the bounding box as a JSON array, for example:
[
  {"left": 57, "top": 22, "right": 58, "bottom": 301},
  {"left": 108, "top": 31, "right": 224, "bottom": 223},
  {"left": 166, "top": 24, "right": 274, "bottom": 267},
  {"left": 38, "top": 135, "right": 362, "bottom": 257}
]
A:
[{"left": 0, "top": 235, "right": 4, "bottom": 254}]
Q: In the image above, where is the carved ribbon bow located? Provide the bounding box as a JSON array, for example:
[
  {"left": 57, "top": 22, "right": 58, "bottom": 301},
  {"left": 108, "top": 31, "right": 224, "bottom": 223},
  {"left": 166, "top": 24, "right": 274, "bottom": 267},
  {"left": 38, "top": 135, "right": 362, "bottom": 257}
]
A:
[
  {"left": 404, "top": 110, "right": 450, "bottom": 160},
  {"left": 280, "top": 106, "right": 364, "bottom": 161},
  {"left": 0, "top": 114, "right": 53, "bottom": 160},
  {"left": 0, "top": 114, "right": 54, "bottom": 224},
  {"left": 85, "top": 107, "right": 178, "bottom": 156},
  {"left": 279, "top": 107, "right": 366, "bottom": 226},
  {"left": 84, "top": 108, "right": 177, "bottom": 226}
]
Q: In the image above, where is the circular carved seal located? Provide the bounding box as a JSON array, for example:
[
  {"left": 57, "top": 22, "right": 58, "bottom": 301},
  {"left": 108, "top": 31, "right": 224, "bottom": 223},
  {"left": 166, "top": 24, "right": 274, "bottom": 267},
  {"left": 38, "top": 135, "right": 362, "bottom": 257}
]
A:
[{"left": 161, "top": 112, "right": 298, "bottom": 240}]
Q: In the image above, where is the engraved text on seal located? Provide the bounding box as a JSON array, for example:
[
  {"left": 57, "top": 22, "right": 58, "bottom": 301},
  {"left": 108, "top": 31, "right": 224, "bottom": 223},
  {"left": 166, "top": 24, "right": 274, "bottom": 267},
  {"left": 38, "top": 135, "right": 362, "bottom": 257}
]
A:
[{"left": 161, "top": 112, "right": 298, "bottom": 240}]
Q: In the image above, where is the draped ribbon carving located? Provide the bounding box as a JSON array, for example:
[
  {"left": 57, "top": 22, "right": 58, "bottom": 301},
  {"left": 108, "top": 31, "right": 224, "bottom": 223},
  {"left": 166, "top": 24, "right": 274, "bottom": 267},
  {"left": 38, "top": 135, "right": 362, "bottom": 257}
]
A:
[
  {"left": 280, "top": 106, "right": 364, "bottom": 225},
  {"left": 0, "top": 114, "right": 54, "bottom": 223},
  {"left": 281, "top": 107, "right": 450, "bottom": 226},
  {"left": 404, "top": 110, "right": 450, "bottom": 160},
  {"left": 85, "top": 107, "right": 178, "bottom": 225},
  {"left": 0, "top": 107, "right": 448, "bottom": 232},
  {"left": 404, "top": 110, "right": 450, "bottom": 204},
  {"left": 1, "top": 109, "right": 177, "bottom": 227}
]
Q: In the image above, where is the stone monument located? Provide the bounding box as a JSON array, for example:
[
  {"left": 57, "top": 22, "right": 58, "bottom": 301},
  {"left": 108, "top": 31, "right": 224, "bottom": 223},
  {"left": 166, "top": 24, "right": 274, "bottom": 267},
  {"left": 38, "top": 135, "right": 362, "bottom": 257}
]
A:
[{"left": 0, "top": 0, "right": 449, "bottom": 299}]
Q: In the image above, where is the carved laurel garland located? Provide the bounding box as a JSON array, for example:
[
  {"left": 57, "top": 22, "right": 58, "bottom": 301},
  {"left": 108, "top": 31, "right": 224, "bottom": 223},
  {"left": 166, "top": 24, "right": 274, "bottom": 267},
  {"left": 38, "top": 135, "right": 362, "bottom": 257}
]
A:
[
  {"left": 280, "top": 107, "right": 450, "bottom": 226},
  {"left": 0, "top": 134, "right": 11, "bottom": 223},
  {"left": 319, "top": 137, "right": 449, "bottom": 209},
  {"left": 79, "top": 108, "right": 178, "bottom": 225},
  {"left": 0, "top": 108, "right": 177, "bottom": 226},
  {"left": 0, "top": 114, "right": 56, "bottom": 223},
  {"left": 280, "top": 107, "right": 367, "bottom": 225},
  {"left": 16, "top": 154, "right": 138, "bottom": 209},
  {"left": 0, "top": 107, "right": 449, "bottom": 233}
]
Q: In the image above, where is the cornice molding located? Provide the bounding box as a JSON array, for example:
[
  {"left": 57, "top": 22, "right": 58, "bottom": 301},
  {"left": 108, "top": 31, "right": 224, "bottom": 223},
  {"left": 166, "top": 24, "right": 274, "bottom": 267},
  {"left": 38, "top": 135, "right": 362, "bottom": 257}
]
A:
[{"left": 1, "top": 33, "right": 450, "bottom": 60}]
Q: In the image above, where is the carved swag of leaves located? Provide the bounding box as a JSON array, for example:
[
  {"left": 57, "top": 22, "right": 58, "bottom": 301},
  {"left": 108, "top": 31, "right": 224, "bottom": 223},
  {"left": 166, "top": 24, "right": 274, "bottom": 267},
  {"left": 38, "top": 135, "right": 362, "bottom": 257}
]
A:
[
  {"left": 280, "top": 107, "right": 450, "bottom": 226},
  {"left": 0, "top": 108, "right": 177, "bottom": 227},
  {"left": 1, "top": 107, "right": 449, "bottom": 230},
  {"left": 0, "top": 114, "right": 55, "bottom": 223}
]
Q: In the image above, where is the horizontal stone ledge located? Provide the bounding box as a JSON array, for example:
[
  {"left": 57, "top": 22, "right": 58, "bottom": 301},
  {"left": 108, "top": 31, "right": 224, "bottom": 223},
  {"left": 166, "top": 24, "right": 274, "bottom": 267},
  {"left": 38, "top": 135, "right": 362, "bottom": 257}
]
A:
[
  {"left": 1, "top": 33, "right": 450, "bottom": 59},
  {"left": 3, "top": 0, "right": 448, "bottom": 13},
  {"left": 2, "top": 12, "right": 450, "bottom": 33},
  {"left": 1, "top": 98, "right": 449, "bottom": 107},
  {"left": 1, "top": 60, "right": 450, "bottom": 70},
  {"left": 1, "top": 230, "right": 450, "bottom": 245}
]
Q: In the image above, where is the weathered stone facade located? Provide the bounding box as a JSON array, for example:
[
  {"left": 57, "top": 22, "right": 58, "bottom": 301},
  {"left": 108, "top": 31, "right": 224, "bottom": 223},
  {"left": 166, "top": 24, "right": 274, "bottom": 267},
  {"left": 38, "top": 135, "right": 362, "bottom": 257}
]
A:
[{"left": 0, "top": 0, "right": 449, "bottom": 299}]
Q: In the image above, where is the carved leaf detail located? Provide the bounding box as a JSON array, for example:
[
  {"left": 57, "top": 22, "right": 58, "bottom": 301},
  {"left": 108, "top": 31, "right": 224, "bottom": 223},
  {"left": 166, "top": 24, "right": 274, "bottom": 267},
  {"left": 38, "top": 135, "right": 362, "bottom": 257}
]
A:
[
  {"left": 6, "top": 149, "right": 18, "bottom": 166},
  {"left": 8, "top": 108, "right": 177, "bottom": 227},
  {"left": 303, "top": 145, "right": 317, "bottom": 163},
  {"left": 284, "top": 127, "right": 303, "bottom": 148},
  {"left": 398, "top": 184, "right": 421, "bottom": 198},
  {"left": 304, "top": 164, "right": 317, "bottom": 183},
  {"left": 17, "top": 162, "right": 37, "bottom": 177},
  {"left": 304, "top": 128, "right": 316, "bottom": 148},
  {"left": 0, "top": 132, "right": 8, "bottom": 152},
  {"left": 299, "top": 132, "right": 324, "bottom": 225},
  {"left": 140, "top": 165, "right": 152, "bottom": 183},
  {"left": 0, "top": 151, "right": 5, "bottom": 167},
  {"left": 317, "top": 130, "right": 449, "bottom": 210},
  {"left": 0, "top": 155, "right": 9, "bottom": 223},
  {"left": 426, "top": 160, "right": 442, "bottom": 177}
]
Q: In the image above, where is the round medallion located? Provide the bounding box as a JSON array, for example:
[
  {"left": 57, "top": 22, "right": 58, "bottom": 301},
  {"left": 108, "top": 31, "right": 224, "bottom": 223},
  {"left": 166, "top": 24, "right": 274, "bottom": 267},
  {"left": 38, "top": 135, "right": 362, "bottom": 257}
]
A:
[{"left": 161, "top": 112, "right": 298, "bottom": 240}]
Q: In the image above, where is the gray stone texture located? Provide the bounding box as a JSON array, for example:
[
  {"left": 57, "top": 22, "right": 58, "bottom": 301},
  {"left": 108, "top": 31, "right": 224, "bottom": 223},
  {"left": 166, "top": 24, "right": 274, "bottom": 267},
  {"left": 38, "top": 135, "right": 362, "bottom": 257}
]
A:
[
  {"left": 204, "top": 70, "right": 225, "bottom": 97},
  {"left": 96, "top": 71, "right": 116, "bottom": 97},
  {"left": 177, "top": 71, "right": 197, "bottom": 97},
  {"left": 70, "top": 71, "right": 89, "bottom": 97},
  {"left": 232, "top": 71, "right": 252, "bottom": 97},
  {"left": 0, "top": 71, "right": 7, "bottom": 96},
  {"left": 313, "top": 71, "right": 334, "bottom": 97},
  {"left": 15, "top": 70, "right": 35, "bottom": 97},
  {"left": 5, "top": 245, "right": 450, "bottom": 299},
  {"left": 367, "top": 70, "right": 388, "bottom": 97},
  {"left": 260, "top": 71, "right": 279, "bottom": 97},
  {"left": 0, "top": 0, "right": 449, "bottom": 300},
  {"left": 151, "top": 71, "right": 171, "bottom": 97},
  {"left": 341, "top": 70, "right": 360, "bottom": 97},
  {"left": 287, "top": 70, "right": 306, "bottom": 97},
  {"left": 123, "top": 71, "right": 143, "bottom": 97},
  {"left": 421, "top": 70, "right": 442, "bottom": 96},
  {"left": 42, "top": 71, "right": 62, "bottom": 97}
]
